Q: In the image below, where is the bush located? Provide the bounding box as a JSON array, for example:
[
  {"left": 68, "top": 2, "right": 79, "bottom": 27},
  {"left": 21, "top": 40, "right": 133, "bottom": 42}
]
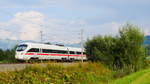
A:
[
  {"left": 0, "top": 46, "right": 17, "bottom": 63},
  {"left": 85, "top": 24, "right": 147, "bottom": 72},
  {"left": 145, "top": 45, "right": 150, "bottom": 56}
]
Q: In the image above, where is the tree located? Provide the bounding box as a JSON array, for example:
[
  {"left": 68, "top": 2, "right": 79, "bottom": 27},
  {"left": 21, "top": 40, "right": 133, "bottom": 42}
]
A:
[
  {"left": 85, "top": 24, "right": 147, "bottom": 71},
  {"left": 145, "top": 45, "right": 150, "bottom": 56},
  {"left": 85, "top": 36, "right": 116, "bottom": 66},
  {"left": 0, "top": 45, "right": 17, "bottom": 63},
  {"left": 117, "top": 24, "right": 146, "bottom": 71}
]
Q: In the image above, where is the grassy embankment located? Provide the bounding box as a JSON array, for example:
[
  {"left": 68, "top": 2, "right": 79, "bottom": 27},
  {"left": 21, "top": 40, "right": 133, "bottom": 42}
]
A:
[
  {"left": 111, "top": 67, "right": 150, "bottom": 84},
  {"left": 0, "top": 62, "right": 112, "bottom": 84}
]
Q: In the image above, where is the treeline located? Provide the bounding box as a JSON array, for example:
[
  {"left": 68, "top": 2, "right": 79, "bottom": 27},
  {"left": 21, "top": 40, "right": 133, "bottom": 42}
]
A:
[
  {"left": 85, "top": 24, "right": 148, "bottom": 76},
  {"left": 0, "top": 46, "right": 17, "bottom": 63},
  {"left": 146, "top": 45, "right": 150, "bottom": 55}
]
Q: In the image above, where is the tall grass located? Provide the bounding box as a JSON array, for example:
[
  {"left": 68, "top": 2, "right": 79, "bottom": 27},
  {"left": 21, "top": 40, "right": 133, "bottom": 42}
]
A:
[
  {"left": 111, "top": 68, "right": 150, "bottom": 84},
  {"left": 0, "top": 62, "right": 112, "bottom": 84}
]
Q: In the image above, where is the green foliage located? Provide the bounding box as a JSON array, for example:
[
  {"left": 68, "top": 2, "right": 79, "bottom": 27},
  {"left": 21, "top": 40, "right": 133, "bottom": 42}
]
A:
[
  {"left": 117, "top": 24, "right": 147, "bottom": 71},
  {"left": 145, "top": 45, "right": 150, "bottom": 55},
  {"left": 111, "top": 68, "right": 150, "bottom": 84},
  {"left": 85, "top": 24, "right": 147, "bottom": 73},
  {"left": 86, "top": 36, "right": 116, "bottom": 65},
  {"left": 0, "top": 46, "right": 17, "bottom": 63},
  {"left": 0, "top": 62, "right": 112, "bottom": 84}
]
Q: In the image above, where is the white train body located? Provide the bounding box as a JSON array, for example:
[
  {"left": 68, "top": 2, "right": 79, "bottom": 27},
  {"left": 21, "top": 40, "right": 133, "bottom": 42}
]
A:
[{"left": 15, "top": 42, "right": 87, "bottom": 61}]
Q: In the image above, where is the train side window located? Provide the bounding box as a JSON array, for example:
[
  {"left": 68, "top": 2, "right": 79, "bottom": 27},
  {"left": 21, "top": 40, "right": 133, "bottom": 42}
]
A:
[
  {"left": 42, "top": 49, "right": 67, "bottom": 54},
  {"left": 42, "top": 49, "right": 51, "bottom": 53},
  {"left": 69, "top": 51, "right": 75, "bottom": 54},
  {"left": 27, "top": 48, "right": 39, "bottom": 52},
  {"left": 51, "top": 50, "right": 58, "bottom": 53},
  {"left": 77, "top": 52, "right": 81, "bottom": 54},
  {"left": 57, "top": 50, "right": 68, "bottom": 54}
]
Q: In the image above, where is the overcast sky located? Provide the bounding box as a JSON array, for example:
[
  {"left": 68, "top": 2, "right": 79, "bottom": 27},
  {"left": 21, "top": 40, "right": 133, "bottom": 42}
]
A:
[{"left": 0, "top": 0, "right": 149, "bottom": 44}]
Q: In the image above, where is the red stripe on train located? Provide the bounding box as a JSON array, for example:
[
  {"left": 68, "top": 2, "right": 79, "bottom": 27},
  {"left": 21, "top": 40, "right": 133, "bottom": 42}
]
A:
[
  {"left": 25, "top": 53, "right": 34, "bottom": 55},
  {"left": 24, "top": 53, "right": 82, "bottom": 56}
]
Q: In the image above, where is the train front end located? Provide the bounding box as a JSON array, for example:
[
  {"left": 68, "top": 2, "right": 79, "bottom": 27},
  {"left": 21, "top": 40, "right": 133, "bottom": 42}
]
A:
[{"left": 15, "top": 44, "right": 28, "bottom": 60}]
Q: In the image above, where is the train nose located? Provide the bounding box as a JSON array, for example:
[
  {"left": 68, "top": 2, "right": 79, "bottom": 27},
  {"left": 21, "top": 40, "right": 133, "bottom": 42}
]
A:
[
  {"left": 15, "top": 52, "right": 23, "bottom": 60},
  {"left": 15, "top": 52, "right": 19, "bottom": 59}
]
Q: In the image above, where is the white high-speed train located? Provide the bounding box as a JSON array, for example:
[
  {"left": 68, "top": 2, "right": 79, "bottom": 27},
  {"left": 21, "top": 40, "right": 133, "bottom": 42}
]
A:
[{"left": 15, "top": 42, "right": 87, "bottom": 61}]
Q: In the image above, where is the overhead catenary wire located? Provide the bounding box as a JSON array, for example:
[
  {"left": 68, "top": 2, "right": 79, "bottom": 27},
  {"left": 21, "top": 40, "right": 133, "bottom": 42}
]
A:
[{"left": 0, "top": 22, "right": 88, "bottom": 45}]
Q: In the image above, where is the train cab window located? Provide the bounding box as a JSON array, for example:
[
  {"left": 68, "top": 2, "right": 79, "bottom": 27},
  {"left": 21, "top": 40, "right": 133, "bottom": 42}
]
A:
[
  {"left": 27, "top": 48, "right": 39, "bottom": 52},
  {"left": 77, "top": 52, "right": 81, "bottom": 54},
  {"left": 69, "top": 51, "right": 75, "bottom": 54},
  {"left": 16, "top": 44, "right": 28, "bottom": 52}
]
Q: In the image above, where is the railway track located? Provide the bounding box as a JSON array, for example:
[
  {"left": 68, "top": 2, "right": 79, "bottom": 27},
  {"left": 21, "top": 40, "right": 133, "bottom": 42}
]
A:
[
  {"left": 0, "top": 62, "right": 76, "bottom": 72},
  {"left": 0, "top": 63, "right": 28, "bottom": 72}
]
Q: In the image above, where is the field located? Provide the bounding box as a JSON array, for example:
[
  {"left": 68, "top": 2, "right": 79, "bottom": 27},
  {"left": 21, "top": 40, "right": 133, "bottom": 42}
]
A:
[
  {"left": 111, "top": 68, "right": 150, "bottom": 84},
  {"left": 0, "top": 62, "right": 150, "bottom": 84},
  {"left": 0, "top": 62, "right": 112, "bottom": 84}
]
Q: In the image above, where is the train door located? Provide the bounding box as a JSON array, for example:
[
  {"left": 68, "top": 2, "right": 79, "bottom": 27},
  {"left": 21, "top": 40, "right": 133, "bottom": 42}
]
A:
[
  {"left": 39, "top": 48, "right": 43, "bottom": 60},
  {"left": 68, "top": 51, "right": 76, "bottom": 61},
  {"left": 67, "top": 48, "right": 70, "bottom": 60}
]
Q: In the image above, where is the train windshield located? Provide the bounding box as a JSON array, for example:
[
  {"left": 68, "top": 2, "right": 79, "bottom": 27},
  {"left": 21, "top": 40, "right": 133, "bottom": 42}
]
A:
[{"left": 16, "top": 44, "right": 28, "bottom": 52}]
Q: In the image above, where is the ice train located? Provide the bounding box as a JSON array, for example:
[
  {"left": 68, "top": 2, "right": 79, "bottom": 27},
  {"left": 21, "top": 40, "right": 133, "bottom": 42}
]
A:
[{"left": 15, "top": 42, "right": 87, "bottom": 61}]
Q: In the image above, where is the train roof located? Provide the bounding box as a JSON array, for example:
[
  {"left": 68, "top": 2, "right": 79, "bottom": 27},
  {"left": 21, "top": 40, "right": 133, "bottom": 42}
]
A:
[{"left": 18, "top": 42, "right": 83, "bottom": 51}]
